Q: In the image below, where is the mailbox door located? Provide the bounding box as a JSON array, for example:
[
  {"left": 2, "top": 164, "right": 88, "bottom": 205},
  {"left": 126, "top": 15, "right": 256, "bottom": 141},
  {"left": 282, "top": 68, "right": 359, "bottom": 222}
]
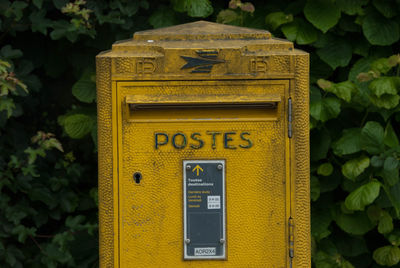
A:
[{"left": 116, "top": 80, "right": 291, "bottom": 267}]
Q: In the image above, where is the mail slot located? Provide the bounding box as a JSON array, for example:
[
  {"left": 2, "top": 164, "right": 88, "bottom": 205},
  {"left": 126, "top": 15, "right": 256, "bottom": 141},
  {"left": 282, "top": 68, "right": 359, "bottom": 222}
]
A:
[{"left": 96, "top": 21, "right": 310, "bottom": 267}]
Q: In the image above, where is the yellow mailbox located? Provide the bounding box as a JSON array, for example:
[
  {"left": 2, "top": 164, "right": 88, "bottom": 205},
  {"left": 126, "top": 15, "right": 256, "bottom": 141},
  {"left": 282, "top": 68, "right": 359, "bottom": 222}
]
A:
[{"left": 96, "top": 21, "right": 310, "bottom": 267}]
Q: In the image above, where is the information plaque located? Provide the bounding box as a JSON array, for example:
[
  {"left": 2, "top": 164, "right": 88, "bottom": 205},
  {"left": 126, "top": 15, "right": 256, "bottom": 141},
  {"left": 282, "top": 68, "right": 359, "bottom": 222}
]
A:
[{"left": 183, "top": 160, "right": 226, "bottom": 260}]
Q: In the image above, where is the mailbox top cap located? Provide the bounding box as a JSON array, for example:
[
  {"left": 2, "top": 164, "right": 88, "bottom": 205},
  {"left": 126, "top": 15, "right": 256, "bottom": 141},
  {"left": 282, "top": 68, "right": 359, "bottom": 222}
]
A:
[{"left": 133, "top": 21, "right": 271, "bottom": 41}]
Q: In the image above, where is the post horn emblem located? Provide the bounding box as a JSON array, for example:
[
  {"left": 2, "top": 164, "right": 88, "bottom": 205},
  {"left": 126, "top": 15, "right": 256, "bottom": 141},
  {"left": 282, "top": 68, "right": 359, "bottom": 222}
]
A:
[{"left": 181, "top": 50, "right": 225, "bottom": 73}]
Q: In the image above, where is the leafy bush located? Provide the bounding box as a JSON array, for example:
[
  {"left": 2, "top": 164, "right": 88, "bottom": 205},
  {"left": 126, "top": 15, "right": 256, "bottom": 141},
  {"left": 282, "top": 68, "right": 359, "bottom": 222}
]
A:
[{"left": 1, "top": 0, "right": 399, "bottom": 267}]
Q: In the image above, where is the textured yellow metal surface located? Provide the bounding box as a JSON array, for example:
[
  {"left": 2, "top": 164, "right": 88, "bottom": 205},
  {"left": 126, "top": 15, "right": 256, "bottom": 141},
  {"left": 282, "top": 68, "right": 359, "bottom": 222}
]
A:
[{"left": 96, "top": 21, "right": 310, "bottom": 267}]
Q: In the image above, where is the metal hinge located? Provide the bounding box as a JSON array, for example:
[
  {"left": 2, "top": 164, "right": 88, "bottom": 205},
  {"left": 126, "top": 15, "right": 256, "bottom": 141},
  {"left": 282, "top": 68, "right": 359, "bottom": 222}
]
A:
[
  {"left": 288, "top": 98, "right": 292, "bottom": 138},
  {"left": 289, "top": 217, "right": 294, "bottom": 260}
]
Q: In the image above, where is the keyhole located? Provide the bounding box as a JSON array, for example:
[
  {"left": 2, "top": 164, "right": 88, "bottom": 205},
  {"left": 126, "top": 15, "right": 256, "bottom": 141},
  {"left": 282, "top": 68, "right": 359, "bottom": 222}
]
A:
[{"left": 133, "top": 172, "right": 142, "bottom": 184}]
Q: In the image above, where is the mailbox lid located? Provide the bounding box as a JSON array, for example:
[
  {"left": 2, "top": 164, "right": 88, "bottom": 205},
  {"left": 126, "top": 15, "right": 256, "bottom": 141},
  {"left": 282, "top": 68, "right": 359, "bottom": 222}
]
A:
[
  {"left": 133, "top": 20, "right": 272, "bottom": 41},
  {"left": 97, "top": 21, "right": 299, "bottom": 81},
  {"left": 116, "top": 79, "right": 291, "bottom": 267}
]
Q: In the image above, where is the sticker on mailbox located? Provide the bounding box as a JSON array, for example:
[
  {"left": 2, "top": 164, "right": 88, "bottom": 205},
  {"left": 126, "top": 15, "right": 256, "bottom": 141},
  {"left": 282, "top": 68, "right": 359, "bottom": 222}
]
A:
[
  {"left": 194, "top": 247, "right": 216, "bottom": 256},
  {"left": 207, "top": 196, "right": 221, "bottom": 209},
  {"left": 183, "top": 160, "right": 226, "bottom": 260}
]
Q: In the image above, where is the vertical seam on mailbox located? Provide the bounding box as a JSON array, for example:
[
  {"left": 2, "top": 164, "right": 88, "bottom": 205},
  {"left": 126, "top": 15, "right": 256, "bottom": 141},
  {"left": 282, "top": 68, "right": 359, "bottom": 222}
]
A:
[
  {"left": 287, "top": 80, "right": 294, "bottom": 267},
  {"left": 115, "top": 80, "right": 121, "bottom": 268},
  {"left": 288, "top": 97, "right": 292, "bottom": 138}
]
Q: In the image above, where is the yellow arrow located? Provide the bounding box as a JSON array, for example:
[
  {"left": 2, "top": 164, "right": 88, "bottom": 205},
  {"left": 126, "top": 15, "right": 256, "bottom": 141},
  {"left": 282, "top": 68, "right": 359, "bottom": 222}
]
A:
[{"left": 192, "top": 165, "right": 204, "bottom": 176}]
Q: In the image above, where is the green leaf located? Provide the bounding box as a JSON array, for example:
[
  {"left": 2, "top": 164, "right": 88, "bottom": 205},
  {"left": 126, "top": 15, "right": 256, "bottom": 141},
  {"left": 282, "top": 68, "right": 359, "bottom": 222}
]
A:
[
  {"left": 0, "top": 45, "right": 23, "bottom": 59},
  {"left": 11, "top": 225, "right": 36, "bottom": 243},
  {"left": 90, "top": 187, "right": 99, "bottom": 206},
  {"left": 10, "top": 1, "right": 28, "bottom": 21},
  {"left": 378, "top": 210, "right": 393, "bottom": 234},
  {"left": 265, "top": 12, "right": 293, "bottom": 30},
  {"left": 43, "top": 243, "right": 71, "bottom": 263},
  {"left": 304, "top": 0, "right": 341, "bottom": 33},
  {"left": 337, "top": 0, "right": 368, "bottom": 15},
  {"left": 372, "top": 0, "right": 397, "bottom": 18},
  {"left": 111, "top": 1, "right": 140, "bottom": 17},
  {"left": 371, "top": 58, "right": 395, "bottom": 74},
  {"left": 91, "top": 124, "right": 98, "bottom": 151},
  {"left": 345, "top": 180, "right": 380, "bottom": 210},
  {"left": 52, "top": 232, "right": 74, "bottom": 250},
  {"left": 342, "top": 180, "right": 366, "bottom": 197},
  {"left": 382, "top": 156, "right": 399, "bottom": 186},
  {"left": 314, "top": 251, "right": 340, "bottom": 267},
  {"left": 216, "top": 10, "right": 239, "bottom": 25},
  {"left": 0, "top": 97, "right": 16, "bottom": 118},
  {"left": 341, "top": 260, "right": 356, "bottom": 268},
  {"left": 318, "top": 163, "right": 334, "bottom": 176},
  {"left": 60, "top": 192, "right": 79, "bottom": 213},
  {"left": 367, "top": 205, "right": 382, "bottom": 222},
  {"left": 42, "top": 138, "right": 64, "bottom": 152},
  {"left": 371, "top": 155, "right": 384, "bottom": 167},
  {"left": 349, "top": 57, "right": 375, "bottom": 82},
  {"left": 171, "top": 0, "right": 187, "bottom": 12},
  {"left": 369, "top": 77, "right": 399, "bottom": 98},
  {"left": 368, "top": 76, "right": 400, "bottom": 109},
  {"left": 310, "top": 53, "right": 333, "bottom": 83},
  {"left": 29, "top": 187, "right": 57, "bottom": 209},
  {"left": 63, "top": 114, "right": 95, "bottom": 139},
  {"left": 339, "top": 15, "right": 361, "bottom": 33},
  {"left": 361, "top": 121, "right": 385, "bottom": 154},
  {"left": 281, "top": 18, "right": 318, "bottom": 45},
  {"left": 21, "top": 165, "right": 39, "bottom": 177},
  {"left": 334, "top": 81, "right": 357, "bottom": 102},
  {"left": 384, "top": 157, "right": 399, "bottom": 173},
  {"left": 29, "top": 10, "right": 52, "bottom": 35},
  {"left": 373, "top": 246, "right": 400, "bottom": 266},
  {"left": 335, "top": 211, "right": 375, "bottom": 235},
  {"left": 5, "top": 247, "right": 17, "bottom": 266},
  {"left": 362, "top": 11, "right": 400, "bottom": 46},
  {"left": 334, "top": 234, "right": 368, "bottom": 257},
  {"left": 24, "top": 147, "right": 46, "bottom": 165},
  {"left": 66, "top": 215, "right": 85, "bottom": 229},
  {"left": 72, "top": 71, "right": 96, "bottom": 103},
  {"left": 6, "top": 207, "right": 28, "bottom": 225},
  {"left": 238, "top": 3, "right": 254, "bottom": 13},
  {"left": 52, "top": 0, "right": 68, "bottom": 9},
  {"left": 317, "top": 38, "right": 352, "bottom": 70},
  {"left": 312, "top": 207, "right": 332, "bottom": 241},
  {"left": 149, "top": 8, "right": 177, "bottom": 28},
  {"left": 5, "top": 247, "right": 23, "bottom": 268},
  {"left": 311, "top": 176, "right": 320, "bottom": 201},
  {"left": 387, "top": 182, "right": 400, "bottom": 216},
  {"left": 318, "top": 79, "right": 356, "bottom": 102},
  {"left": 342, "top": 155, "right": 370, "bottom": 181},
  {"left": 352, "top": 36, "right": 371, "bottom": 57},
  {"left": 370, "top": 94, "right": 400, "bottom": 109},
  {"left": 311, "top": 128, "right": 331, "bottom": 161},
  {"left": 332, "top": 128, "right": 362, "bottom": 156},
  {"left": 49, "top": 20, "right": 71, "bottom": 40},
  {"left": 33, "top": 0, "right": 43, "bottom": 8},
  {"left": 384, "top": 122, "right": 399, "bottom": 148},
  {"left": 388, "top": 230, "right": 400, "bottom": 247},
  {"left": 310, "top": 96, "right": 341, "bottom": 122},
  {"left": 186, "top": 0, "right": 213, "bottom": 18}
]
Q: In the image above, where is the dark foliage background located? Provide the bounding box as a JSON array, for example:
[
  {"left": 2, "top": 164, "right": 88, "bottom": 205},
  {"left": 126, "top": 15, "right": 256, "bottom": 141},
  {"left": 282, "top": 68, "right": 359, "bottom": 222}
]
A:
[{"left": 1, "top": 0, "right": 400, "bottom": 267}]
